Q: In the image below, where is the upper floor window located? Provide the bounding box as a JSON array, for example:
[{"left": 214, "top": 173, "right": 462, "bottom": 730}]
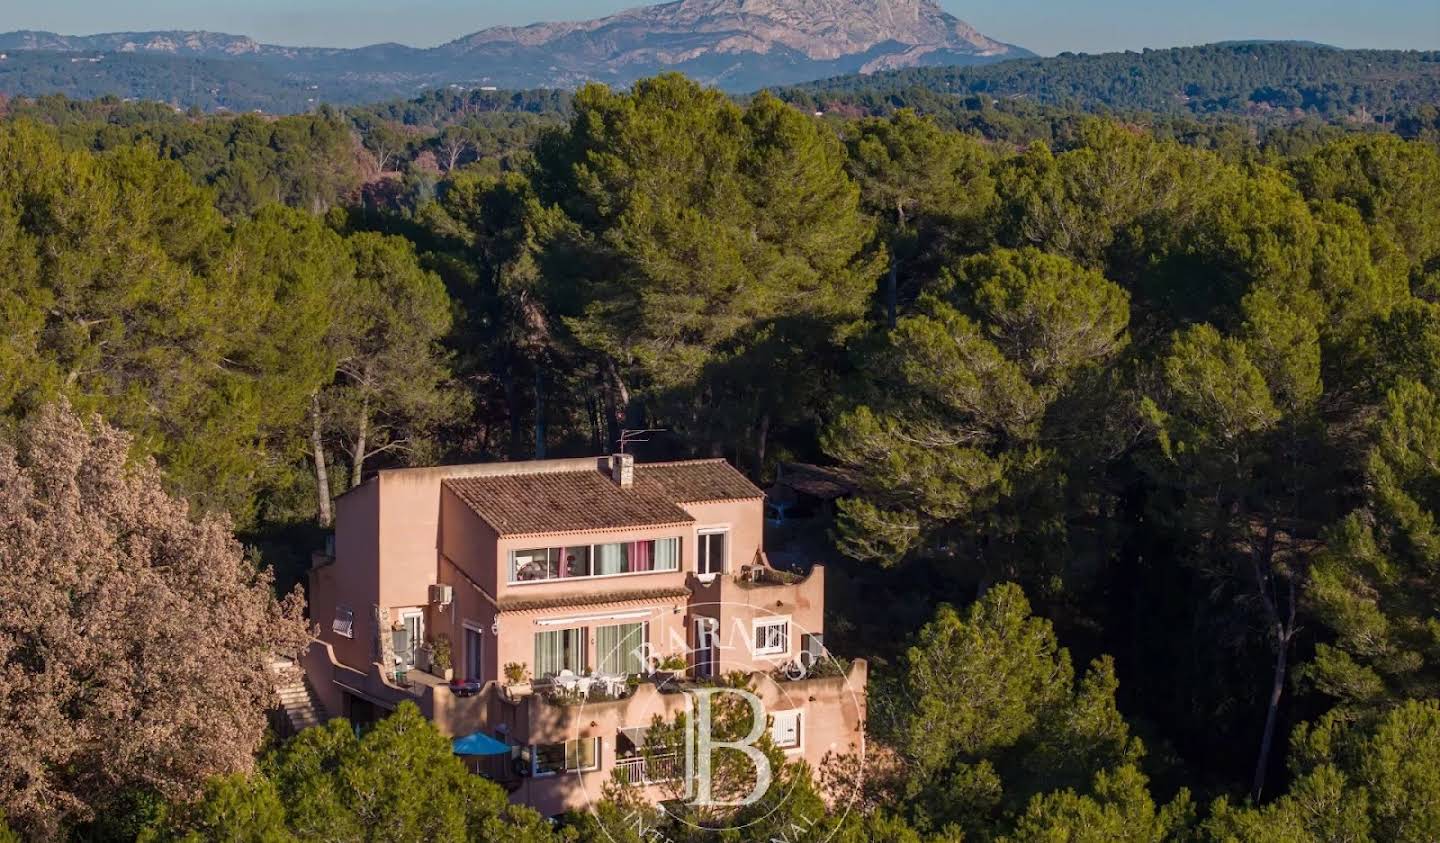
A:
[
  {"left": 754, "top": 617, "right": 789, "bottom": 657},
  {"left": 510, "top": 537, "right": 680, "bottom": 583},
  {"left": 697, "top": 529, "right": 728, "bottom": 575}
]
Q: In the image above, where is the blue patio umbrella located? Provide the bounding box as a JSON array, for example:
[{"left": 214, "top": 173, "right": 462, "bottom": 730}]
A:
[{"left": 452, "top": 731, "right": 510, "bottom": 756}]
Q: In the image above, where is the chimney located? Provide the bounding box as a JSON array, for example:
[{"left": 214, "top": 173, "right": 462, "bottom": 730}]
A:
[{"left": 610, "top": 453, "right": 634, "bottom": 489}]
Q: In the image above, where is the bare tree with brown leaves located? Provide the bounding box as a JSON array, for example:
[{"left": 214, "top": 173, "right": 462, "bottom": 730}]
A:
[{"left": 0, "top": 402, "right": 309, "bottom": 838}]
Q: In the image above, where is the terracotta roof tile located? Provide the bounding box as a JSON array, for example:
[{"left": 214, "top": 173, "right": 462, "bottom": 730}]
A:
[
  {"left": 496, "top": 586, "right": 691, "bottom": 613},
  {"left": 443, "top": 459, "right": 762, "bottom": 537},
  {"left": 445, "top": 470, "right": 692, "bottom": 537},
  {"left": 640, "top": 459, "right": 764, "bottom": 503}
]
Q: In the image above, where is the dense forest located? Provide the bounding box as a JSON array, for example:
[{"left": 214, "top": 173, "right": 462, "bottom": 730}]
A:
[
  {"left": 3, "top": 70, "right": 1440, "bottom": 841},
  {"left": 775, "top": 42, "right": 1440, "bottom": 130}
]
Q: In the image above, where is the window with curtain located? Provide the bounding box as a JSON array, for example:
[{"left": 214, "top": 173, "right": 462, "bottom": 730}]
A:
[
  {"left": 596, "top": 622, "right": 647, "bottom": 675},
  {"left": 509, "top": 537, "right": 682, "bottom": 582},
  {"left": 654, "top": 537, "right": 680, "bottom": 571},
  {"left": 534, "top": 628, "right": 584, "bottom": 677},
  {"left": 628, "top": 539, "right": 651, "bottom": 573},
  {"left": 595, "top": 542, "right": 627, "bottom": 575}
]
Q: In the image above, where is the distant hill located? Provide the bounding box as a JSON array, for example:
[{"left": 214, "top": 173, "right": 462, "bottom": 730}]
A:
[
  {"left": 0, "top": 0, "right": 1030, "bottom": 110},
  {"left": 771, "top": 42, "right": 1440, "bottom": 122}
]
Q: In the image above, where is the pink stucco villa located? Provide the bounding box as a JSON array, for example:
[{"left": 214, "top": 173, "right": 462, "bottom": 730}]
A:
[{"left": 297, "top": 453, "right": 867, "bottom": 817}]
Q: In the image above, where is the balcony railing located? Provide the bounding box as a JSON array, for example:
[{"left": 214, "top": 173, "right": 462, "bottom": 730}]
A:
[{"left": 613, "top": 752, "right": 682, "bottom": 786}]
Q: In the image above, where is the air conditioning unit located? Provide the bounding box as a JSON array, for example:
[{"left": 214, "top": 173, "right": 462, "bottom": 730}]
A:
[{"left": 428, "top": 584, "right": 453, "bottom": 606}]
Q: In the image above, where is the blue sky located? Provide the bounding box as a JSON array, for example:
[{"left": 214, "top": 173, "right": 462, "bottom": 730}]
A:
[{"left": 4, "top": 0, "right": 1437, "bottom": 55}]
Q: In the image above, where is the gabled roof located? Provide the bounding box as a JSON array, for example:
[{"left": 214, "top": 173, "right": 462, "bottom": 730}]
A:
[{"left": 443, "top": 459, "right": 762, "bottom": 538}]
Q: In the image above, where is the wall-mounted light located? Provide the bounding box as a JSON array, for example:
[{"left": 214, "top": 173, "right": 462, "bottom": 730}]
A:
[{"left": 491, "top": 618, "right": 500, "bottom": 635}]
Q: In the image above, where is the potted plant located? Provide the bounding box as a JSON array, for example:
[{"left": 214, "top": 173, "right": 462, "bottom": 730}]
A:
[
  {"left": 431, "top": 634, "right": 453, "bottom": 681},
  {"left": 650, "top": 653, "right": 688, "bottom": 683},
  {"left": 503, "top": 662, "right": 531, "bottom": 695}
]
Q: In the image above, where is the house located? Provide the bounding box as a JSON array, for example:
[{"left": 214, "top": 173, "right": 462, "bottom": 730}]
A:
[{"left": 299, "top": 454, "right": 866, "bottom": 817}]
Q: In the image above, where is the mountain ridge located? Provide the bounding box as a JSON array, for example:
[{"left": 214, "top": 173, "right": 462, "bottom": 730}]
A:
[{"left": 0, "top": 0, "right": 1030, "bottom": 94}]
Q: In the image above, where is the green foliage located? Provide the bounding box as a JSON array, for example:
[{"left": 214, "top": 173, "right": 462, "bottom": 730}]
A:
[
  {"left": 526, "top": 74, "right": 881, "bottom": 461},
  {"left": 0, "top": 123, "right": 336, "bottom": 521},
  {"left": 7, "top": 70, "right": 1440, "bottom": 842},
  {"left": 536, "top": 75, "right": 877, "bottom": 383},
  {"left": 142, "top": 774, "right": 293, "bottom": 843},
  {"left": 1306, "top": 377, "right": 1440, "bottom": 708},
  {"left": 778, "top": 43, "right": 1440, "bottom": 125},
  {"left": 825, "top": 247, "right": 1128, "bottom": 583},
  {"left": 1005, "top": 765, "right": 1194, "bottom": 843},
  {"left": 843, "top": 109, "right": 997, "bottom": 319},
  {"left": 1288, "top": 134, "right": 1440, "bottom": 289},
  {"left": 148, "top": 704, "right": 556, "bottom": 843},
  {"left": 1205, "top": 701, "right": 1440, "bottom": 842},
  {"left": 886, "top": 585, "right": 1144, "bottom": 834},
  {"left": 317, "top": 230, "right": 465, "bottom": 485}
]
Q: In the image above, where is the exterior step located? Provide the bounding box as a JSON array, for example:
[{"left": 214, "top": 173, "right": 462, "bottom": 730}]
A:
[{"left": 270, "top": 664, "right": 329, "bottom": 738}]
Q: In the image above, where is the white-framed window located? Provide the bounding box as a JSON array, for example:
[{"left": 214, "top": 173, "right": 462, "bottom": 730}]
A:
[
  {"left": 596, "top": 622, "right": 648, "bottom": 676},
  {"left": 509, "top": 537, "right": 681, "bottom": 583},
  {"left": 697, "top": 528, "right": 728, "bottom": 575},
  {"left": 769, "top": 710, "right": 802, "bottom": 750},
  {"left": 534, "top": 627, "right": 586, "bottom": 678},
  {"left": 753, "top": 617, "right": 790, "bottom": 657},
  {"left": 332, "top": 605, "right": 354, "bottom": 638},
  {"left": 533, "top": 737, "right": 600, "bottom": 775}
]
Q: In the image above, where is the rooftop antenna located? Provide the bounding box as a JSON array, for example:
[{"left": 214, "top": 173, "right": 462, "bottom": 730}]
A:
[{"left": 618, "top": 428, "right": 667, "bottom": 454}]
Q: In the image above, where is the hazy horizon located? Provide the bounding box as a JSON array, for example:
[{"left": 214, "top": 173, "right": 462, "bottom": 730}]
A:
[{"left": 2, "top": 0, "right": 1436, "bottom": 56}]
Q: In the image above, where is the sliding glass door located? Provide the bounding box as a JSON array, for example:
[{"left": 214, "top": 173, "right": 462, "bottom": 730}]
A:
[
  {"left": 534, "top": 628, "right": 585, "bottom": 678},
  {"left": 596, "top": 622, "right": 647, "bottom": 676}
]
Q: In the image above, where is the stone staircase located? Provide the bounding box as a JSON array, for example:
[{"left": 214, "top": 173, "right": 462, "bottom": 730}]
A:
[{"left": 270, "top": 658, "right": 328, "bottom": 737}]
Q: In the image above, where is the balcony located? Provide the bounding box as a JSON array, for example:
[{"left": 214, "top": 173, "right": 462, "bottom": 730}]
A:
[
  {"left": 613, "top": 752, "right": 682, "bottom": 786},
  {"left": 736, "top": 565, "right": 801, "bottom": 587}
]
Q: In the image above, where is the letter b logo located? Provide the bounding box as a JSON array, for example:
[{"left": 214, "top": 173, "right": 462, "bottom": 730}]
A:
[{"left": 683, "top": 687, "right": 772, "bottom": 807}]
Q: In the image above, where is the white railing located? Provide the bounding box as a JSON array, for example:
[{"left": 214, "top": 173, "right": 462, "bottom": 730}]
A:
[{"left": 613, "top": 752, "right": 682, "bottom": 785}]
